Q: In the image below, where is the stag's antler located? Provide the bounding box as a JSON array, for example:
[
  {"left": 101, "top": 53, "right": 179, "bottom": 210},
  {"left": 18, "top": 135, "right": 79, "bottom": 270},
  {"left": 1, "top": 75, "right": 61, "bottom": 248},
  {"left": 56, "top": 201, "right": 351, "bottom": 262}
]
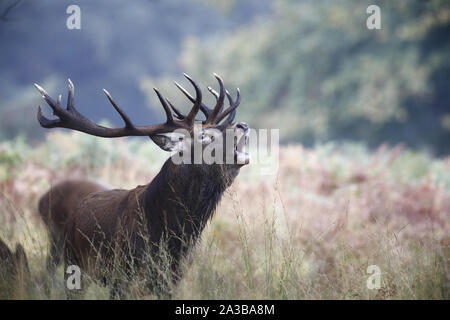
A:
[
  {"left": 173, "top": 73, "right": 240, "bottom": 126},
  {"left": 35, "top": 74, "right": 240, "bottom": 137},
  {"left": 34, "top": 74, "right": 202, "bottom": 138}
]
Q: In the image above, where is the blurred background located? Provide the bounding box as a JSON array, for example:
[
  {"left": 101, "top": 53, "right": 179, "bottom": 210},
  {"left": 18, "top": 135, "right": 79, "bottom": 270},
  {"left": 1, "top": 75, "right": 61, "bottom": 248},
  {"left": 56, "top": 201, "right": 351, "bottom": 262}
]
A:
[{"left": 0, "top": 0, "right": 449, "bottom": 155}]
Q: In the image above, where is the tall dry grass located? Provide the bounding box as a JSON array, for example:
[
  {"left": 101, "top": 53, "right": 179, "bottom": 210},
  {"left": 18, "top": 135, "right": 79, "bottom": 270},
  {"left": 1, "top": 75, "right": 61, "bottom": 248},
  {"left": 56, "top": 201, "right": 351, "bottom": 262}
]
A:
[{"left": 0, "top": 132, "right": 448, "bottom": 299}]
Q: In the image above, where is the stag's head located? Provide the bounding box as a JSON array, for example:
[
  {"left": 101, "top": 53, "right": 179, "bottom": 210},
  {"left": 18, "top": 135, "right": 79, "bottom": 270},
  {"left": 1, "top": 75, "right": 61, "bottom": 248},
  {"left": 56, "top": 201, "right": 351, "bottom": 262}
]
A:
[
  {"left": 151, "top": 74, "right": 250, "bottom": 178},
  {"left": 34, "top": 74, "right": 249, "bottom": 178}
]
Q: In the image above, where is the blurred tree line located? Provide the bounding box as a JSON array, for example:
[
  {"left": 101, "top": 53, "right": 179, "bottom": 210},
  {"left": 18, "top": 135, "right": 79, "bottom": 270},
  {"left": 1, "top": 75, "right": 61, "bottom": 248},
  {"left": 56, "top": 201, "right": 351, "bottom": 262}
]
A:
[
  {"left": 0, "top": 0, "right": 269, "bottom": 141},
  {"left": 147, "top": 0, "right": 450, "bottom": 155},
  {"left": 1, "top": 0, "right": 449, "bottom": 155}
]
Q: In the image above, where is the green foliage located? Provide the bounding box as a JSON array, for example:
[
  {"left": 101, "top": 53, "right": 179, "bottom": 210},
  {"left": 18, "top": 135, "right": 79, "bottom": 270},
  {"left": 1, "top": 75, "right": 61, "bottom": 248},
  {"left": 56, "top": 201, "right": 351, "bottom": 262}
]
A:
[
  {"left": 0, "top": 135, "right": 29, "bottom": 181},
  {"left": 147, "top": 0, "right": 450, "bottom": 154},
  {"left": 2, "top": 0, "right": 449, "bottom": 154}
]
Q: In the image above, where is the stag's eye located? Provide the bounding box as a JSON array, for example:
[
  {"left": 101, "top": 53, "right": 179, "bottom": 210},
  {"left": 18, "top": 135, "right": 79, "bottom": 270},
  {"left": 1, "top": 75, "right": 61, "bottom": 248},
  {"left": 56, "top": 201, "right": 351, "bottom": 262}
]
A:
[{"left": 199, "top": 131, "right": 215, "bottom": 144}]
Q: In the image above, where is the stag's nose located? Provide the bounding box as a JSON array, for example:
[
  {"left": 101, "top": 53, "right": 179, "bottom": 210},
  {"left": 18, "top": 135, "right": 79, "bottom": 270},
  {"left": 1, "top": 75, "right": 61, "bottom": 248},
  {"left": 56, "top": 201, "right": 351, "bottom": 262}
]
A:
[{"left": 236, "top": 122, "right": 249, "bottom": 132}]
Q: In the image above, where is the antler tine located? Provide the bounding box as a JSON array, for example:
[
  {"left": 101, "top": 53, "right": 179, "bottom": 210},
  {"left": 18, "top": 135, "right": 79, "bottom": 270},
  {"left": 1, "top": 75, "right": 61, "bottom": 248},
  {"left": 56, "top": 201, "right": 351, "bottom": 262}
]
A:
[
  {"left": 102, "top": 89, "right": 136, "bottom": 129},
  {"left": 182, "top": 73, "right": 202, "bottom": 126},
  {"left": 225, "top": 89, "right": 232, "bottom": 105},
  {"left": 174, "top": 80, "right": 213, "bottom": 120},
  {"left": 205, "top": 73, "right": 225, "bottom": 124},
  {"left": 67, "top": 79, "right": 75, "bottom": 112},
  {"left": 221, "top": 108, "right": 237, "bottom": 128},
  {"left": 37, "top": 105, "right": 59, "bottom": 128},
  {"left": 165, "top": 98, "right": 185, "bottom": 120},
  {"left": 216, "top": 88, "right": 240, "bottom": 124},
  {"left": 34, "top": 83, "right": 59, "bottom": 112},
  {"left": 34, "top": 83, "right": 67, "bottom": 128},
  {"left": 153, "top": 88, "right": 174, "bottom": 123},
  {"left": 166, "top": 97, "right": 205, "bottom": 122},
  {"left": 225, "top": 108, "right": 237, "bottom": 125},
  {"left": 207, "top": 86, "right": 219, "bottom": 100}
]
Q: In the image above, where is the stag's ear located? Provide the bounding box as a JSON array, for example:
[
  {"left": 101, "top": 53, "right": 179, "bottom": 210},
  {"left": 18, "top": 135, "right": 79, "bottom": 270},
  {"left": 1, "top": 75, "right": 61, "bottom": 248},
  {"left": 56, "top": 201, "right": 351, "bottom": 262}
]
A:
[{"left": 150, "top": 134, "right": 184, "bottom": 152}]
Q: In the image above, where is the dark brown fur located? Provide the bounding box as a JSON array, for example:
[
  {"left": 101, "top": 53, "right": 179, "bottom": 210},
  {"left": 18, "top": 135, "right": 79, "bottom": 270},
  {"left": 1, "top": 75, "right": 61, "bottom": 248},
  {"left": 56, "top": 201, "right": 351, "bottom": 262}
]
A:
[
  {"left": 38, "top": 179, "right": 107, "bottom": 272},
  {"left": 59, "top": 159, "right": 240, "bottom": 298}
]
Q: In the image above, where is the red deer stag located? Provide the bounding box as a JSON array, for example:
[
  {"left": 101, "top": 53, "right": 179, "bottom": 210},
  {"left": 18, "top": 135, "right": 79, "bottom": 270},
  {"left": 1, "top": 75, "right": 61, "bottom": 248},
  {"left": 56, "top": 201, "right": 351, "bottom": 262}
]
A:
[{"left": 35, "top": 74, "right": 249, "bottom": 298}]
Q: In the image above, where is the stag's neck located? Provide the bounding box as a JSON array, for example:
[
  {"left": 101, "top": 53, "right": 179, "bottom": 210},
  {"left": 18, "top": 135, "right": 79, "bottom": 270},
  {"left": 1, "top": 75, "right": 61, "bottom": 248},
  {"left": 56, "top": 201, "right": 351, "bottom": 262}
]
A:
[{"left": 142, "top": 159, "right": 235, "bottom": 242}]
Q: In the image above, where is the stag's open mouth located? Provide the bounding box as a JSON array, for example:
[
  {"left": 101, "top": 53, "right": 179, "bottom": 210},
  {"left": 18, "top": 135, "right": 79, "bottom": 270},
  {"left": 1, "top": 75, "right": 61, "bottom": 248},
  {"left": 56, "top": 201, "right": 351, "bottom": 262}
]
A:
[{"left": 234, "top": 125, "right": 250, "bottom": 165}]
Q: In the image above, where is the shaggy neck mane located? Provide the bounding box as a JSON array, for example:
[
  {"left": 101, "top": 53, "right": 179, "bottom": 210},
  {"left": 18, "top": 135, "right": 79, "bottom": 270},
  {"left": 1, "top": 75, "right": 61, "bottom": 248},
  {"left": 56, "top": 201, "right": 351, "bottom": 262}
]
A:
[{"left": 142, "top": 158, "right": 232, "bottom": 252}]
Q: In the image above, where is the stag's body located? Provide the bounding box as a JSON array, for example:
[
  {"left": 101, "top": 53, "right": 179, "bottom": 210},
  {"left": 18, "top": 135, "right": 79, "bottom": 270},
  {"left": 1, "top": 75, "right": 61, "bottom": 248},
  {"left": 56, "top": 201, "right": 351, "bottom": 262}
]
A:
[
  {"left": 63, "top": 161, "right": 236, "bottom": 296},
  {"left": 38, "top": 179, "right": 107, "bottom": 272},
  {"left": 35, "top": 74, "right": 249, "bottom": 298}
]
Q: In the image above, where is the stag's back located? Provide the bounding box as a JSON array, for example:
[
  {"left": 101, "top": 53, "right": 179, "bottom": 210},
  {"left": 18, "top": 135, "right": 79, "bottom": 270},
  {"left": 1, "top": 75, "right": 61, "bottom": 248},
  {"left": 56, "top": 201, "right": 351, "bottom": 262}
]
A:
[{"left": 38, "top": 179, "right": 108, "bottom": 231}]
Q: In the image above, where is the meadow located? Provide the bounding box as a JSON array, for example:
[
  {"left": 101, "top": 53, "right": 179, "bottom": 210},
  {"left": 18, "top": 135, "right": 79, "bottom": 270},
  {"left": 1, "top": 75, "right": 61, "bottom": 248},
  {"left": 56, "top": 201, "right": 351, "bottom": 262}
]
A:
[{"left": 0, "top": 131, "right": 448, "bottom": 299}]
